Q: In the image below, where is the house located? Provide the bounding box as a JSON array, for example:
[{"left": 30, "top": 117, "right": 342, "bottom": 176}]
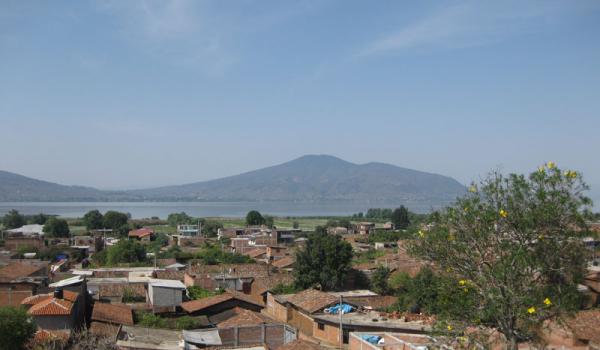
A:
[
  {"left": 218, "top": 227, "right": 245, "bottom": 239},
  {"left": 117, "top": 325, "right": 184, "bottom": 350},
  {"left": 0, "top": 261, "right": 49, "bottom": 306},
  {"left": 349, "top": 332, "right": 433, "bottom": 350},
  {"left": 5, "top": 224, "right": 45, "bottom": 236},
  {"left": 184, "top": 263, "right": 270, "bottom": 290},
  {"left": 148, "top": 279, "right": 186, "bottom": 313},
  {"left": 328, "top": 226, "right": 349, "bottom": 235},
  {"left": 181, "top": 292, "right": 264, "bottom": 316},
  {"left": 21, "top": 288, "right": 86, "bottom": 332},
  {"left": 244, "top": 247, "right": 267, "bottom": 260},
  {"left": 216, "top": 307, "right": 277, "bottom": 328},
  {"left": 4, "top": 235, "right": 44, "bottom": 251},
  {"left": 128, "top": 227, "right": 154, "bottom": 241},
  {"left": 272, "top": 256, "right": 295, "bottom": 271},
  {"left": 356, "top": 222, "right": 376, "bottom": 235},
  {"left": 177, "top": 224, "right": 199, "bottom": 236},
  {"left": 278, "top": 339, "right": 327, "bottom": 350},
  {"left": 184, "top": 323, "right": 296, "bottom": 350},
  {"left": 267, "top": 246, "right": 288, "bottom": 261},
  {"left": 90, "top": 302, "right": 134, "bottom": 338},
  {"left": 249, "top": 273, "right": 295, "bottom": 304},
  {"left": 382, "top": 222, "right": 395, "bottom": 230}
]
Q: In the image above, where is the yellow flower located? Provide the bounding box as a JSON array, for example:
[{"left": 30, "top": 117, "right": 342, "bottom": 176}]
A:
[
  {"left": 463, "top": 207, "right": 469, "bottom": 213},
  {"left": 538, "top": 165, "right": 545, "bottom": 173},
  {"left": 547, "top": 161, "right": 556, "bottom": 169},
  {"left": 564, "top": 170, "right": 577, "bottom": 179},
  {"left": 468, "top": 185, "right": 477, "bottom": 193},
  {"left": 459, "top": 280, "right": 467, "bottom": 286},
  {"left": 447, "top": 325, "right": 453, "bottom": 331},
  {"left": 464, "top": 288, "right": 469, "bottom": 293},
  {"left": 527, "top": 306, "right": 536, "bottom": 314},
  {"left": 538, "top": 235, "right": 544, "bottom": 240},
  {"left": 448, "top": 233, "right": 455, "bottom": 241},
  {"left": 418, "top": 230, "right": 425, "bottom": 238},
  {"left": 499, "top": 209, "right": 508, "bottom": 218},
  {"left": 544, "top": 298, "right": 552, "bottom": 306}
]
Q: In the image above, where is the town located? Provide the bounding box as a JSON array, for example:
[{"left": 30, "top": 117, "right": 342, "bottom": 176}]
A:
[{"left": 1, "top": 166, "right": 600, "bottom": 350}]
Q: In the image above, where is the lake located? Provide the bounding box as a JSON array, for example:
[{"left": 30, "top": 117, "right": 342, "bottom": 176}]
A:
[{"left": 0, "top": 201, "right": 433, "bottom": 219}]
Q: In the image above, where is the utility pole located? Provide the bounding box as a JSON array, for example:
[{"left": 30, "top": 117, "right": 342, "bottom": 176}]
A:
[{"left": 339, "top": 295, "right": 343, "bottom": 350}]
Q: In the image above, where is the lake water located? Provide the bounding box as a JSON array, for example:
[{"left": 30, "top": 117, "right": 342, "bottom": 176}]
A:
[{"left": 0, "top": 201, "right": 433, "bottom": 219}]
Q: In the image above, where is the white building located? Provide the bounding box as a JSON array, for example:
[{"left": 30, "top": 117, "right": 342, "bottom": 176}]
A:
[
  {"left": 6, "top": 224, "right": 45, "bottom": 236},
  {"left": 177, "top": 224, "right": 200, "bottom": 237}
]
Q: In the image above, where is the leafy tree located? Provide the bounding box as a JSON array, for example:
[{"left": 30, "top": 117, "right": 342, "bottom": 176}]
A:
[
  {"left": 294, "top": 228, "right": 353, "bottom": 290},
  {"left": 2, "top": 209, "right": 26, "bottom": 229},
  {"left": 246, "top": 210, "right": 265, "bottom": 226},
  {"left": 391, "top": 206, "right": 410, "bottom": 229},
  {"left": 292, "top": 221, "right": 299, "bottom": 229},
  {"left": 139, "top": 313, "right": 166, "bottom": 328},
  {"left": 167, "top": 212, "right": 194, "bottom": 227},
  {"left": 82, "top": 210, "right": 104, "bottom": 230},
  {"left": 43, "top": 217, "right": 70, "bottom": 237},
  {"left": 106, "top": 239, "right": 146, "bottom": 265},
  {"left": 0, "top": 306, "right": 37, "bottom": 350},
  {"left": 30, "top": 213, "right": 48, "bottom": 225},
  {"left": 102, "top": 211, "right": 129, "bottom": 232},
  {"left": 176, "top": 316, "right": 202, "bottom": 330},
  {"left": 270, "top": 283, "right": 300, "bottom": 295},
  {"left": 371, "top": 266, "right": 391, "bottom": 295},
  {"left": 202, "top": 220, "right": 223, "bottom": 237},
  {"left": 410, "top": 164, "right": 592, "bottom": 349},
  {"left": 264, "top": 215, "right": 274, "bottom": 228},
  {"left": 187, "top": 286, "right": 223, "bottom": 300}
]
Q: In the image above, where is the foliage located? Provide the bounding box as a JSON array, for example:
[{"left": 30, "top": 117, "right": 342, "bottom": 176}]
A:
[
  {"left": 187, "top": 286, "right": 223, "bottom": 300},
  {"left": 325, "top": 218, "right": 351, "bottom": 228},
  {"left": 371, "top": 266, "right": 392, "bottom": 295},
  {"left": 82, "top": 210, "right": 104, "bottom": 230},
  {"left": 138, "top": 313, "right": 167, "bottom": 328},
  {"left": 68, "top": 329, "right": 119, "bottom": 350},
  {"left": 102, "top": 211, "right": 129, "bottom": 232},
  {"left": 175, "top": 316, "right": 203, "bottom": 330},
  {"left": 29, "top": 213, "right": 48, "bottom": 225},
  {"left": 391, "top": 206, "right": 410, "bottom": 229},
  {"left": 246, "top": 210, "right": 265, "bottom": 226},
  {"left": 167, "top": 212, "right": 195, "bottom": 226},
  {"left": 203, "top": 220, "right": 223, "bottom": 237},
  {"left": 16, "top": 245, "right": 39, "bottom": 257},
  {"left": 2, "top": 209, "right": 26, "bottom": 229},
  {"left": 43, "top": 217, "right": 70, "bottom": 237},
  {"left": 294, "top": 230, "right": 353, "bottom": 290},
  {"left": 91, "top": 249, "right": 107, "bottom": 266},
  {"left": 366, "top": 208, "right": 393, "bottom": 219},
  {"left": 410, "top": 164, "right": 592, "bottom": 348},
  {"left": 106, "top": 239, "right": 147, "bottom": 266},
  {"left": 264, "top": 215, "right": 274, "bottom": 228},
  {"left": 353, "top": 248, "right": 385, "bottom": 264},
  {"left": 193, "top": 244, "right": 254, "bottom": 265},
  {"left": 292, "top": 221, "right": 299, "bottom": 229},
  {"left": 270, "top": 283, "right": 300, "bottom": 295},
  {"left": 0, "top": 306, "right": 37, "bottom": 350}
]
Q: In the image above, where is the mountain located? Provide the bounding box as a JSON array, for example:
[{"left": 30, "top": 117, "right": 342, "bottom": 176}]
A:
[
  {"left": 0, "top": 171, "right": 125, "bottom": 202},
  {"left": 0, "top": 155, "right": 466, "bottom": 207},
  {"left": 128, "top": 155, "right": 466, "bottom": 206}
]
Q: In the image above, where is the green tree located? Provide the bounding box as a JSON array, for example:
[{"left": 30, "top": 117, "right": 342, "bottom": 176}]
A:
[
  {"left": 294, "top": 228, "right": 353, "bottom": 290},
  {"left": 139, "top": 313, "right": 166, "bottom": 328},
  {"left": 371, "top": 266, "right": 391, "bottom": 295},
  {"left": 292, "top": 221, "right": 300, "bottom": 229},
  {"left": 43, "top": 217, "right": 70, "bottom": 237},
  {"left": 106, "top": 239, "right": 146, "bottom": 265},
  {"left": 264, "top": 215, "right": 275, "bottom": 228},
  {"left": 176, "top": 316, "right": 202, "bottom": 330},
  {"left": 30, "top": 213, "right": 48, "bottom": 225},
  {"left": 391, "top": 206, "right": 410, "bottom": 229},
  {"left": 102, "top": 211, "right": 129, "bottom": 232},
  {"left": 83, "top": 210, "right": 104, "bottom": 230},
  {"left": 0, "top": 306, "right": 37, "bottom": 350},
  {"left": 202, "top": 220, "right": 223, "bottom": 237},
  {"left": 2, "top": 209, "right": 26, "bottom": 229},
  {"left": 410, "top": 164, "right": 592, "bottom": 349},
  {"left": 246, "top": 210, "right": 265, "bottom": 226},
  {"left": 167, "top": 212, "right": 194, "bottom": 227}
]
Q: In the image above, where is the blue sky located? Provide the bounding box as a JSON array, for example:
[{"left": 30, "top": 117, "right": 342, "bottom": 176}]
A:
[{"left": 1, "top": 1, "right": 600, "bottom": 201}]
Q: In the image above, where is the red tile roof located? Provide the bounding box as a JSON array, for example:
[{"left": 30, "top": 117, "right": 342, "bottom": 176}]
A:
[
  {"left": 252, "top": 274, "right": 294, "bottom": 296},
  {"left": 245, "top": 248, "right": 267, "bottom": 258},
  {"left": 271, "top": 256, "right": 294, "bottom": 269},
  {"left": 286, "top": 289, "right": 337, "bottom": 314},
  {"left": 92, "top": 303, "right": 134, "bottom": 325},
  {"left": 217, "top": 307, "right": 275, "bottom": 328},
  {"left": 181, "top": 292, "right": 264, "bottom": 314},
  {"left": 278, "top": 339, "right": 326, "bottom": 350},
  {"left": 128, "top": 227, "right": 154, "bottom": 238},
  {"left": 21, "top": 293, "right": 52, "bottom": 306},
  {"left": 29, "top": 298, "right": 73, "bottom": 316},
  {"left": 0, "top": 262, "right": 47, "bottom": 281}
]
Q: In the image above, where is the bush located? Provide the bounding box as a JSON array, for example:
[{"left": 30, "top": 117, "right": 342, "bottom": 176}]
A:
[
  {"left": 138, "top": 313, "right": 166, "bottom": 328},
  {"left": 0, "top": 306, "right": 37, "bottom": 350},
  {"left": 175, "top": 316, "right": 202, "bottom": 330},
  {"left": 188, "top": 286, "right": 223, "bottom": 300}
]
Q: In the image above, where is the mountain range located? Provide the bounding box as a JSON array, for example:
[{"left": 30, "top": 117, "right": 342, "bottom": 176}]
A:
[{"left": 0, "top": 155, "right": 466, "bottom": 206}]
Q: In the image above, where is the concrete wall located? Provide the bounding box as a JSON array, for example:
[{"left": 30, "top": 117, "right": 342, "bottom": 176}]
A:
[
  {"left": 313, "top": 320, "right": 340, "bottom": 345},
  {"left": 150, "top": 286, "right": 182, "bottom": 308}
]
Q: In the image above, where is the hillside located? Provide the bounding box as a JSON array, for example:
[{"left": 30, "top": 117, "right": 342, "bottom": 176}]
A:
[
  {"left": 128, "top": 155, "right": 466, "bottom": 205},
  {"left": 0, "top": 155, "right": 466, "bottom": 207}
]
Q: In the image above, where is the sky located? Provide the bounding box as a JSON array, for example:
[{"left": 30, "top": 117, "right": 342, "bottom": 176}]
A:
[{"left": 1, "top": 1, "right": 600, "bottom": 200}]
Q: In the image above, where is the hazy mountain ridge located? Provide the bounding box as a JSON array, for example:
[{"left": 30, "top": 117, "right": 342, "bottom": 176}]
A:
[{"left": 0, "top": 155, "right": 466, "bottom": 206}]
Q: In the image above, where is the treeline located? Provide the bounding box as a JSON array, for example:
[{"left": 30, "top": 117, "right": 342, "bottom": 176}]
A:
[{"left": 2, "top": 209, "right": 70, "bottom": 237}]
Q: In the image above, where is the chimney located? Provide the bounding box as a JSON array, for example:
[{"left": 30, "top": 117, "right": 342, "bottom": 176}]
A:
[{"left": 54, "top": 288, "right": 63, "bottom": 299}]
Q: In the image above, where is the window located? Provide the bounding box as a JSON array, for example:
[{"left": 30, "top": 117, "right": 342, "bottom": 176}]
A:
[{"left": 317, "top": 322, "right": 325, "bottom": 331}]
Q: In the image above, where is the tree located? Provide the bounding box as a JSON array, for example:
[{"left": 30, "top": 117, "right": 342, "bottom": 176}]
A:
[
  {"left": 167, "top": 212, "right": 194, "bottom": 227},
  {"left": 102, "top": 211, "right": 129, "bottom": 232},
  {"left": 410, "top": 163, "right": 592, "bottom": 349},
  {"left": 370, "top": 266, "right": 391, "bottom": 295},
  {"left": 203, "top": 220, "right": 223, "bottom": 237},
  {"left": 264, "top": 215, "right": 274, "bottom": 228},
  {"left": 43, "top": 217, "right": 70, "bottom": 237},
  {"left": 2, "top": 209, "right": 26, "bottom": 229},
  {"left": 292, "top": 221, "right": 299, "bottom": 229},
  {"left": 176, "top": 316, "right": 203, "bottom": 330},
  {"left": 106, "top": 239, "right": 146, "bottom": 265},
  {"left": 294, "top": 228, "right": 353, "bottom": 290},
  {"left": 83, "top": 210, "right": 104, "bottom": 230},
  {"left": 139, "top": 313, "right": 166, "bottom": 328},
  {"left": 0, "top": 306, "right": 37, "bottom": 350},
  {"left": 246, "top": 210, "right": 265, "bottom": 226},
  {"left": 391, "top": 206, "right": 410, "bottom": 229},
  {"left": 30, "top": 213, "right": 48, "bottom": 225}
]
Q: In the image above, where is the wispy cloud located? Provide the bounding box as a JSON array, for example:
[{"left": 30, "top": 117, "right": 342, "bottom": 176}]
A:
[{"left": 355, "top": 1, "right": 593, "bottom": 58}]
